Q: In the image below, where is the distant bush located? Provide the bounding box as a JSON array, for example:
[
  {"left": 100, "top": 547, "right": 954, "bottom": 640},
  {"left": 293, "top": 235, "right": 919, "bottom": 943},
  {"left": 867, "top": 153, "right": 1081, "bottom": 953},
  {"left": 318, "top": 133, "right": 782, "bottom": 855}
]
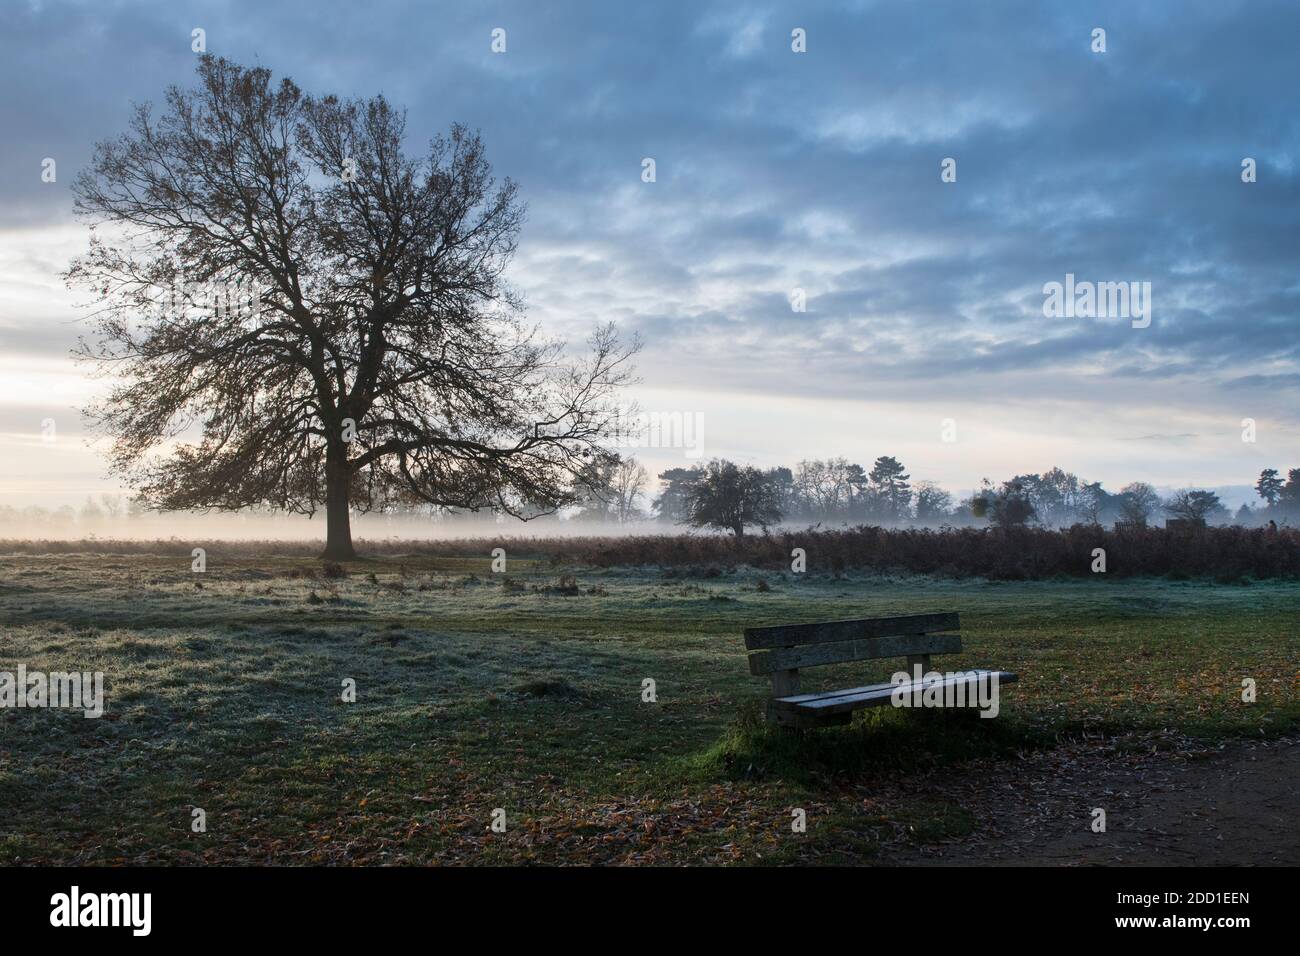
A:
[{"left": 2, "top": 525, "right": 1297, "bottom": 579}]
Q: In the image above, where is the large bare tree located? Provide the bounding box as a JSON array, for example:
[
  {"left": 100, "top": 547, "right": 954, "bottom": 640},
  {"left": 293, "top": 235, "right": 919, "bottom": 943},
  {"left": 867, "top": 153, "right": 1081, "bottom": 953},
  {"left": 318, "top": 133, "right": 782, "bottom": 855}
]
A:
[{"left": 68, "top": 57, "right": 635, "bottom": 558}]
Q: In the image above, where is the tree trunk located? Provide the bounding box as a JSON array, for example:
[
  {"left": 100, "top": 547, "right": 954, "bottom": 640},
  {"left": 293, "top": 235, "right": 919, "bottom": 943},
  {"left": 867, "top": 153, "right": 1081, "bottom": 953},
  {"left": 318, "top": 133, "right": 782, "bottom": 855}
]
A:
[{"left": 321, "top": 449, "right": 356, "bottom": 560}]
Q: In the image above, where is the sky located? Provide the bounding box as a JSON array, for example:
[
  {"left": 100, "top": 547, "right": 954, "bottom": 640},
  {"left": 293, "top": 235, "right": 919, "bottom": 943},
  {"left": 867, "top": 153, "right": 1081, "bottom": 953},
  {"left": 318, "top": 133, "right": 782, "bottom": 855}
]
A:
[{"left": 1, "top": 0, "right": 1298, "bottom": 511}]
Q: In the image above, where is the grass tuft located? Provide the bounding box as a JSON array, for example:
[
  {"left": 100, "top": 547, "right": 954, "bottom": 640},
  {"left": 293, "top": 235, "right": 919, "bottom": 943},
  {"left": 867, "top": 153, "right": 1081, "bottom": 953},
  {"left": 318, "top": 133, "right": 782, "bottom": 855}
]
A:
[{"left": 685, "top": 702, "right": 1056, "bottom": 787}]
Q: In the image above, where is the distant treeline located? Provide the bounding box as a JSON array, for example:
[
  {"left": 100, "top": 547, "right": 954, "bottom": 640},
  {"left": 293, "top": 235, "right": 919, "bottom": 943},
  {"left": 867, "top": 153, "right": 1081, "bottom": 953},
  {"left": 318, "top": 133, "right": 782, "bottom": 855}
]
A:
[
  {"left": 651, "top": 459, "right": 1300, "bottom": 535},
  {"left": 3, "top": 525, "right": 1297, "bottom": 579},
  {"left": 3, "top": 462, "right": 1298, "bottom": 537}
]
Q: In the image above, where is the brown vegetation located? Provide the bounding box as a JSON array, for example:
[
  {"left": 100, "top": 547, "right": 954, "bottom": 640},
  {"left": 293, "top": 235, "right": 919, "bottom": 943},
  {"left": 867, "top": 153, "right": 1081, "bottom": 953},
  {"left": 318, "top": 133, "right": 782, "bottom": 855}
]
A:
[{"left": 2, "top": 524, "right": 1297, "bottom": 579}]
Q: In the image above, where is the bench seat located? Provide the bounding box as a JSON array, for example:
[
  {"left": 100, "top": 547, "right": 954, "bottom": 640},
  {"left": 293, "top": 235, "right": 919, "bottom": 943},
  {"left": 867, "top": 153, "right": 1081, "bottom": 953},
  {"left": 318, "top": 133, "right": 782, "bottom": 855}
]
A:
[{"left": 772, "top": 669, "right": 1018, "bottom": 717}]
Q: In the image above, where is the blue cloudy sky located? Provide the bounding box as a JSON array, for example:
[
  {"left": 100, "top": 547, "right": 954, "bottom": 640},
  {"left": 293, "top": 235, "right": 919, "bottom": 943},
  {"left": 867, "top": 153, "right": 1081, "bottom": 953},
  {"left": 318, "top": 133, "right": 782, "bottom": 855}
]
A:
[{"left": 1, "top": 0, "right": 1297, "bottom": 508}]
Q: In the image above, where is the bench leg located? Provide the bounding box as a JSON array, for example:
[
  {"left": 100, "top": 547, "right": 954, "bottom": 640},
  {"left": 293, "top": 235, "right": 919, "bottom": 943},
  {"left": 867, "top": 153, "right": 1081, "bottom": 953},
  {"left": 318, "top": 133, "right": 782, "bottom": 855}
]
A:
[
  {"left": 770, "top": 668, "right": 800, "bottom": 697},
  {"left": 767, "top": 701, "right": 801, "bottom": 729},
  {"left": 767, "top": 669, "right": 801, "bottom": 728}
]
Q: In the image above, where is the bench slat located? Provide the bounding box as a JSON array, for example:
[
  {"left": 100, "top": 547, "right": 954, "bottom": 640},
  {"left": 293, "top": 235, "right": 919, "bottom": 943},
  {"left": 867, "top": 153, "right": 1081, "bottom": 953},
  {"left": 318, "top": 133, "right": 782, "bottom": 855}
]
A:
[
  {"left": 771, "top": 680, "right": 899, "bottom": 708},
  {"left": 748, "top": 632, "right": 963, "bottom": 675},
  {"left": 772, "top": 670, "right": 1018, "bottom": 716},
  {"left": 744, "top": 612, "right": 959, "bottom": 650}
]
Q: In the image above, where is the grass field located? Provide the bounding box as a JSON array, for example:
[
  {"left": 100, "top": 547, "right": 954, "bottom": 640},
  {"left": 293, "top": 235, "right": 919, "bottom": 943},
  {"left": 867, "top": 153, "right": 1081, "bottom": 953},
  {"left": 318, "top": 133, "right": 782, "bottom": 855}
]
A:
[{"left": 1, "top": 550, "right": 1297, "bottom": 865}]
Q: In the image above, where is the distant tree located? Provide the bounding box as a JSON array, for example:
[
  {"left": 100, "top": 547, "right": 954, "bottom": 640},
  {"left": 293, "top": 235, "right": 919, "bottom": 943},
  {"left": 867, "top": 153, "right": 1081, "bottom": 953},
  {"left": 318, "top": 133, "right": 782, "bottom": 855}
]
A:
[
  {"left": 611, "top": 457, "right": 649, "bottom": 523},
  {"left": 1280, "top": 469, "right": 1300, "bottom": 511},
  {"left": 652, "top": 467, "right": 703, "bottom": 523},
  {"left": 1234, "top": 503, "right": 1255, "bottom": 525},
  {"left": 1007, "top": 474, "right": 1047, "bottom": 524},
  {"left": 1035, "top": 467, "right": 1082, "bottom": 527},
  {"left": 682, "top": 459, "right": 782, "bottom": 539},
  {"left": 1077, "top": 480, "right": 1112, "bottom": 526},
  {"left": 764, "top": 466, "right": 796, "bottom": 521},
  {"left": 793, "top": 459, "right": 839, "bottom": 520},
  {"left": 79, "top": 496, "right": 105, "bottom": 524},
  {"left": 1118, "top": 481, "right": 1161, "bottom": 526},
  {"left": 913, "top": 481, "right": 953, "bottom": 524},
  {"left": 867, "top": 456, "right": 912, "bottom": 522},
  {"left": 1163, "top": 489, "right": 1224, "bottom": 522},
  {"left": 843, "top": 462, "right": 870, "bottom": 520},
  {"left": 972, "top": 477, "right": 1036, "bottom": 528},
  {"left": 1255, "top": 469, "right": 1284, "bottom": 508},
  {"left": 572, "top": 451, "right": 620, "bottom": 522},
  {"left": 67, "top": 56, "right": 634, "bottom": 559}
]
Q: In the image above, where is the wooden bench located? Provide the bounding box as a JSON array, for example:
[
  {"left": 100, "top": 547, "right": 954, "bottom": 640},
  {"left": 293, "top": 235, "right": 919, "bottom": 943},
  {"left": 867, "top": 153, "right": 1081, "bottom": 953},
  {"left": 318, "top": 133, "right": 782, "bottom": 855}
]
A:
[{"left": 744, "top": 612, "right": 1017, "bottom": 728}]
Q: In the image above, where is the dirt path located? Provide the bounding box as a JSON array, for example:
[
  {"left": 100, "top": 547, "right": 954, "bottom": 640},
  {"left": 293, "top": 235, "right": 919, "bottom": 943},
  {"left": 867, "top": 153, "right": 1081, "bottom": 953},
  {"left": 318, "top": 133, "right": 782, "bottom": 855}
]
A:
[{"left": 875, "top": 735, "right": 1298, "bottom": 866}]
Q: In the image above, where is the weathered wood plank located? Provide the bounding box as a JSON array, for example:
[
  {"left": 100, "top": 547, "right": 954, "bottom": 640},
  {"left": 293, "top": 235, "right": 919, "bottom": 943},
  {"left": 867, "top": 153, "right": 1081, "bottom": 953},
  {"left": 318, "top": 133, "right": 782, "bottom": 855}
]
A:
[
  {"left": 777, "top": 670, "right": 1018, "bottom": 717},
  {"left": 766, "top": 702, "right": 853, "bottom": 728},
  {"left": 748, "top": 632, "right": 963, "bottom": 675},
  {"left": 770, "top": 680, "right": 898, "bottom": 709},
  {"left": 744, "top": 612, "right": 959, "bottom": 650}
]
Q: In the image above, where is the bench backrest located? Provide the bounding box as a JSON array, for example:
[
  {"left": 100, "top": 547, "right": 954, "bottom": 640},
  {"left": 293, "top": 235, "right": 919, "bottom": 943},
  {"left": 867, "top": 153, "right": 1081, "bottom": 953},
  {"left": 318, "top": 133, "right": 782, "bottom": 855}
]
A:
[{"left": 744, "top": 612, "right": 961, "bottom": 694}]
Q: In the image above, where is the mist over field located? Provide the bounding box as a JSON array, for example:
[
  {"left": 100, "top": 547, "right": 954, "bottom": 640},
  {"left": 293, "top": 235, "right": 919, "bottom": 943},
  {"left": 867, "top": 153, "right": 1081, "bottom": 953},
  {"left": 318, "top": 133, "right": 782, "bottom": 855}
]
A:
[
  {"left": 0, "top": 511, "right": 670, "bottom": 543},
  {"left": 0, "top": 482, "right": 1272, "bottom": 543}
]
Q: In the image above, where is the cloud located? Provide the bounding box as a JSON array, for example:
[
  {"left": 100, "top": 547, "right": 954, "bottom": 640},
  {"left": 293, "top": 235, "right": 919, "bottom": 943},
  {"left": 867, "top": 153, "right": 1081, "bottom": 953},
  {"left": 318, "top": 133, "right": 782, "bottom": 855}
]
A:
[{"left": 0, "top": 0, "right": 1297, "bottom": 504}]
